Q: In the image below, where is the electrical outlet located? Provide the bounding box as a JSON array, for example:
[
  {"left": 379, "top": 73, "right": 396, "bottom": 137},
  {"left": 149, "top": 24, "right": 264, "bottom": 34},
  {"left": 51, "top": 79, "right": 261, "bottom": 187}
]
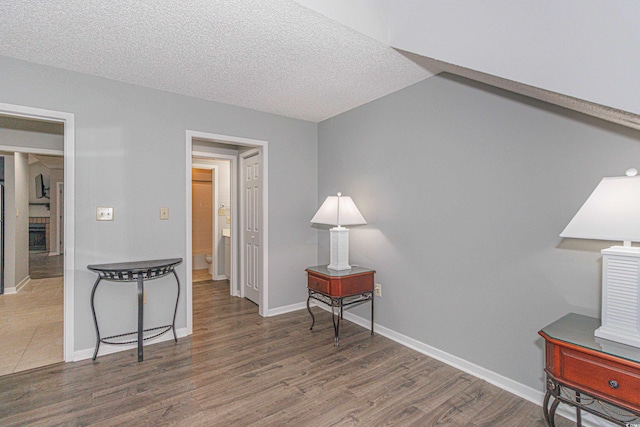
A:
[{"left": 374, "top": 283, "right": 382, "bottom": 297}]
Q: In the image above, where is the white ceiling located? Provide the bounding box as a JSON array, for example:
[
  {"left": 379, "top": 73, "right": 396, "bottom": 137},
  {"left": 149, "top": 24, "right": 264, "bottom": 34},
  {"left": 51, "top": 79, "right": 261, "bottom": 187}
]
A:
[{"left": 0, "top": 0, "right": 433, "bottom": 122}]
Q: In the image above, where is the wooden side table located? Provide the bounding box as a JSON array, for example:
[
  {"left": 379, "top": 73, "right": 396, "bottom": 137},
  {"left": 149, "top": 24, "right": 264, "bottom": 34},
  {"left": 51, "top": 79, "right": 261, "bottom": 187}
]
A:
[
  {"left": 306, "top": 265, "right": 375, "bottom": 346},
  {"left": 539, "top": 313, "right": 640, "bottom": 426}
]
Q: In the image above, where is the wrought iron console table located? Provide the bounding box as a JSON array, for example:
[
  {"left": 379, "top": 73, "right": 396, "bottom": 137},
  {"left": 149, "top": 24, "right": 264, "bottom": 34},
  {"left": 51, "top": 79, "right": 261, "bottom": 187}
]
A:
[
  {"left": 539, "top": 313, "right": 640, "bottom": 426},
  {"left": 306, "top": 265, "right": 375, "bottom": 346},
  {"left": 88, "top": 258, "right": 182, "bottom": 362}
]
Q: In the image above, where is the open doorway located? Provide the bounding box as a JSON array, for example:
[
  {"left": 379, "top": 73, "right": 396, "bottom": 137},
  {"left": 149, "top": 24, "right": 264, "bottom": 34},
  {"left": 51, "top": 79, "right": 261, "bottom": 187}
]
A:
[
  {"left": 0, "top": 102, "right": 75, "bottom": 371},
  {"left": 0, "top": 118, "right": 64, "bottom": 374},
  {"left": 185, "top": 131, "right": 269, "bottom": 335},
  {"left": 191, "top": 158, "right": 232, "bottom": 285}
]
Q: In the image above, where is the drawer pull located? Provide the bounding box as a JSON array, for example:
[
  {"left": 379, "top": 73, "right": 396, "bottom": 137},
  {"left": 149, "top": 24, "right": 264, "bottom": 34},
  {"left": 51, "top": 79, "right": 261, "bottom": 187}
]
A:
[{"left": 608, "top": 379, "right": 619, "bottom": 389}]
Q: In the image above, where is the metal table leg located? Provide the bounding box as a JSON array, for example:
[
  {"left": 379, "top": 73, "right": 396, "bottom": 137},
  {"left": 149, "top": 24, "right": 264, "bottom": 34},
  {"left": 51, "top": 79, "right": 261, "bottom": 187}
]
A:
[
  {"left": 90, "top": 276, "right": 102, "bottom": 361},
  {"left": 543, "top": 390, "right": 551, "bottom": 426},
  {"left": 332, "top": 298, "right": 342, "bottom": 346},
  {"left": 171, "top": 269, "right": 180, "bottom": 341},
  {"left": 137, "top": 275, "right": 144, "bottom": 362},
  {"left": 548, "top": 397, "right": 560, "bottom": 427},
  {"left": 371, "top": 292, "right": 374, "bottom": 335},
  {"left": 307, "top": 291, "right": 316, "bottom": 330},
  {"left": 576, "top": 391, "right": 582, "bottom": 427}
]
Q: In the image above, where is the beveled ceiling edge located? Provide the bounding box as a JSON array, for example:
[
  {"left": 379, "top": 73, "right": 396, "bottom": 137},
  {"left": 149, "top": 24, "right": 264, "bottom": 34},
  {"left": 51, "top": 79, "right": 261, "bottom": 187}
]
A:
[{"left": 399, "top": 50, "right": 640, "bottom": 132}]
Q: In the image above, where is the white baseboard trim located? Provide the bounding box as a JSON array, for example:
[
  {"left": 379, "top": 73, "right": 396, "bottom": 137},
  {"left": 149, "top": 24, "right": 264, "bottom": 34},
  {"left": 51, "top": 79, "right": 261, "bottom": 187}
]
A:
[
  {"left": 266, "top": 301, "right": 308, "bottom": 317},
  {"left": 73, "top": 327, "right": 189, "bottom": 362},
  {"left": 214, "top": 274, "right": 226, "bottom": 281},
  {"left": 308, "top": 303, "right": 611, "bottom": 427},
  {"left": 342, "top": 309, "right": 543, "bottom": 403},
  {"left": 49, "top": 251, "right": 60, "bottom": 256},
  {"left": 4, "top": 277, "right": 38, "bottom": 294}
]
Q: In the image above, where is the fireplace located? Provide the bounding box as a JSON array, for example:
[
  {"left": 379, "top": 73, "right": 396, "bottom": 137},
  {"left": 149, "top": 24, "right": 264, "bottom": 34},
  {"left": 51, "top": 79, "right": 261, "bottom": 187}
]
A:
[{"left": 29, "top": 223, "right": 47, "bottom": 251}]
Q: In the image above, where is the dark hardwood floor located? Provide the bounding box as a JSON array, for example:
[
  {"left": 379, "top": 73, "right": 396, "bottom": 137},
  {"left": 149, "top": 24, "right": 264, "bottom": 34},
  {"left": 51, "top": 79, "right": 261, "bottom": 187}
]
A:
[{"left": 0, "top": 280, "right": 568, "bottom": 426}]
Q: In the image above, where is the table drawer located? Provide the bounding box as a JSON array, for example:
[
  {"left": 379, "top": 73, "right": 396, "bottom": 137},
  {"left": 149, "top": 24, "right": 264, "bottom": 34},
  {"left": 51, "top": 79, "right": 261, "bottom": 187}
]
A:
[
  {"left": 331, "top": 274, "right": 373, "bottom": 296},
  {"left": 561, "top": 347, "right": 640, "bottom": 408},
  {"left": 308, "top": 275, "right": 330, "bottom": 294}
]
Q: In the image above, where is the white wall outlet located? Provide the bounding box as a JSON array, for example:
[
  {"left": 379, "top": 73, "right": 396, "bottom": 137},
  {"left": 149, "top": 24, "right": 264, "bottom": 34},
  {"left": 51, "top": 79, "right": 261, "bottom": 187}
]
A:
[
  {"left": 160, "top": 207, "right": 169, "bottom": 220},
  {"left": 374, "top": 283, "right": 382, "bottom": 297},
  {"left": 96, "top": 207, "right": 114, "bottom": 221}
]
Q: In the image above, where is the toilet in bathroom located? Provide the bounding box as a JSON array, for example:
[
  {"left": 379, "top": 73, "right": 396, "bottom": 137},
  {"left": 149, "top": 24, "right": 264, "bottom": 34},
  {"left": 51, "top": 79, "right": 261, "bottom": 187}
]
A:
[{"left": 205, "top": 254, "right": 213, "bottom": 275}]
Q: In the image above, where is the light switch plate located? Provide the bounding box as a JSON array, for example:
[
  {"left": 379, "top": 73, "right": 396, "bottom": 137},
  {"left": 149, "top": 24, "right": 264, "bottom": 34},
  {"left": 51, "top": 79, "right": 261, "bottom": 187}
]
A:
[
  {"left": 160, "top": 207, "right": 169, "bottom": 220},
  {"left": 96, "top": 207, "right": 114, "bottom": 221}
]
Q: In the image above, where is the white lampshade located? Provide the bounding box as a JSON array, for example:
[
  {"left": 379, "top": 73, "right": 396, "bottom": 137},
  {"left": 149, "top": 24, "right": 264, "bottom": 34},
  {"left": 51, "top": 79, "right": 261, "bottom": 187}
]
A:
[
  {"left": 560, "top": 175, "right": 640, "bottom": 243},
  {"left": 560, "top": 171, "right": 640, "bottom": 348},
  {"left": 311, "top": 193, "right": 366, "bottom": 271},
  {"left": 310, "top": 194, "right": 366, "bottom": 227}
]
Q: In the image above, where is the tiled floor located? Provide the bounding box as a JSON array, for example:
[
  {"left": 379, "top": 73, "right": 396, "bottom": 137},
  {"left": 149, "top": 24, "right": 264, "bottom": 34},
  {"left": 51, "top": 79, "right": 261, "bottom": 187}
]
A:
[
  {"left": 192, "top": 268, "right": 213, "bottom": 283},
  {"left": 0, "top": 277, "right": 63, "bottom": 375}
]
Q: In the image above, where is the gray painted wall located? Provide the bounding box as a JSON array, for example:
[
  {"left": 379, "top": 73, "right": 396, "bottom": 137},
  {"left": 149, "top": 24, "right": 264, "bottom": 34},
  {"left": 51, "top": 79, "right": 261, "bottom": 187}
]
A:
[
  {"left": 2, "top": 153, "right": 30, "bottom": 290},
  {"left": 0, "top": 127, "right": 64, "bottom": 152},
  {"left": 14, "top": 153, "right": 29, "bottom": 286},
  {"left": 0, "top": 55, "right": 318, "bottom": 353},
  {"left": 317, "top": 74, "right": 640, "bottom": 391},
  {"left": 48, "top": 168, "right": 64, "bottom": 254}
]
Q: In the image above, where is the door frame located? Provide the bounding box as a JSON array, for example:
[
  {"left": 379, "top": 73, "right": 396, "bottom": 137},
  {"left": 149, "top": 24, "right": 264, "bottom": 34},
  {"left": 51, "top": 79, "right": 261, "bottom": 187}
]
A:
[
  {"left": 56, "top": 181, "right": 64, "bottom": 255},
  {"left": 185, "top": 130, "right": 269, "bottom": 334},
  {"left": 0, "top": 102, "right": 75, "bottom": 362}
]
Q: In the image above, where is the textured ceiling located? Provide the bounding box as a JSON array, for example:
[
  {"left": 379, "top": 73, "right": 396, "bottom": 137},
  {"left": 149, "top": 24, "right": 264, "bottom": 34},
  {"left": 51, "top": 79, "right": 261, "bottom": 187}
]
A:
[{"left": 0, "top": 0, "right": 432, "bottom": 122}]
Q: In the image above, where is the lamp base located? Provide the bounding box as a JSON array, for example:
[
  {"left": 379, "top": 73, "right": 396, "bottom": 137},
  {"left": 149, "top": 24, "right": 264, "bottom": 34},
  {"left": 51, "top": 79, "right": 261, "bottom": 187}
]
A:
[
  {"left": 327, "top": 226, "right": 351, "bottom": 271},
  {"left": 598, "top": 246, "right": 640, "bottom": 348},
  {"left": 595, "top": 326, "right": 640, "bottom": 348}
]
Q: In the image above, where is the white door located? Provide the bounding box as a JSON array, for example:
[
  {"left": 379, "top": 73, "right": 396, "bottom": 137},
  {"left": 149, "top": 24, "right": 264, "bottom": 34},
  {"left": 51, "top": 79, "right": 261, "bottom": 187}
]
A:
[{"left": 242, "top": 150, "right": 261, "bottom": 305}]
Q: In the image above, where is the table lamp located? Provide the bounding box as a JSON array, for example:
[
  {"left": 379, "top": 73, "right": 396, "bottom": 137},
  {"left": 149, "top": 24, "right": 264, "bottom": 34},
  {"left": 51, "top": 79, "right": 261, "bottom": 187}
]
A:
[
  {"left": 560, "top": 168, "right": 640, "bottom": 347},
  {"left": 311, "top": 192, "right": 366, "bottom": 270}
]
